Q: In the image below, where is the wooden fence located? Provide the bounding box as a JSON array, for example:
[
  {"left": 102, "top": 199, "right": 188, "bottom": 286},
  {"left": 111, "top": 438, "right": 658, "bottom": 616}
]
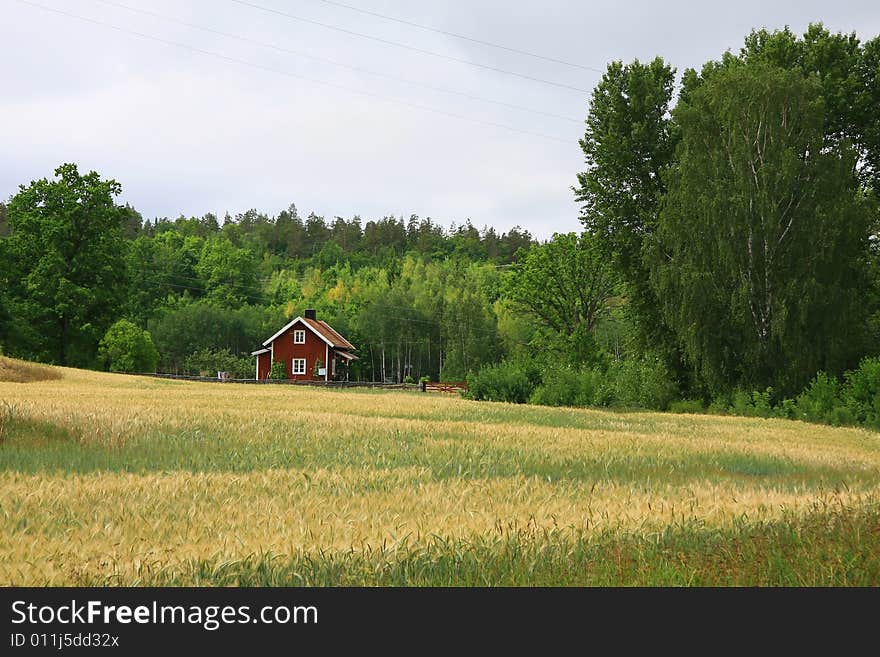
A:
[
  {"left": 130, "top": 373, "right": 468, "bottom": 393},
  {"left": 141, "top": 373, "right": 419, "bottom": 389},
  {"left": 420, "top": 381, "right": 468, "bottom": 393}
]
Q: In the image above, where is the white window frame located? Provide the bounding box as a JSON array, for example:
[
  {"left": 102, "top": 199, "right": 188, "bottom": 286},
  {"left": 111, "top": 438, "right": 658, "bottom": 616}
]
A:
[
  {"left": 292, "top": 358, "right": 307, "bottom": 375},
  {"left": 293, "top": 329, "right": 306, "bottom": 344}
]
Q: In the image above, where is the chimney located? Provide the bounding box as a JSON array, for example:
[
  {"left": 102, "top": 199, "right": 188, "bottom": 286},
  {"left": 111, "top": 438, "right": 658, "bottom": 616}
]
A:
[{"left": 304, "top": 309, "right": 317, "bottom": 320}]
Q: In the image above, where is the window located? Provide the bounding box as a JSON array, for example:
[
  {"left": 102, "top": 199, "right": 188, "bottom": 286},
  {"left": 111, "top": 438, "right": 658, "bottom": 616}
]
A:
[
  {"left": 293, "top": 330, "right": 306, "bottom": 344},
  {"left": 292, "top": 358, "right": 306, "bottom": 375}
]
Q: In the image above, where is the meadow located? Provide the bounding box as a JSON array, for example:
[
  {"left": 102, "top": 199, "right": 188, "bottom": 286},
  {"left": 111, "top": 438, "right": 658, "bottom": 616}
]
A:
[{"left": 1, "top": 356, "right": 879, "bottom": 585}]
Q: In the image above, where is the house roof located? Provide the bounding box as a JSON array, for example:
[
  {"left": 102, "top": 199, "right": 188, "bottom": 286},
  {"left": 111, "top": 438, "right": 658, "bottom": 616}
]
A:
[
  {"left": 305, "top": 318, "right": 355, "bottom": 350},
  {"left": 261, "top": 316, "right": 355, "bottom": 350},
  {"left": 250, "top": 348, "right": 270, "bottom": 356}
]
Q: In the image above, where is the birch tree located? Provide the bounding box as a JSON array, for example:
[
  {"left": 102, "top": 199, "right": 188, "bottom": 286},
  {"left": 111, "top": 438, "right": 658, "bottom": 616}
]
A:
[{"left": 650, "top": 61, "right": 871, "bottom": 394}]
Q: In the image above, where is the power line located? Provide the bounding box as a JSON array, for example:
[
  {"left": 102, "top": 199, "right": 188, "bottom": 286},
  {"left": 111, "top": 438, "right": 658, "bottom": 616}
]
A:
[
  {"left": 227, "top": 0, "right": 593, "bottom": 94},
  {"left": 91, "top": 0, "right": 581, "bottom": 124},
  {"left": 309, "top": 0, "right": 605, "bottom": 74},
  {"left": 16, "top": 0, "right": 571, "bottom": 144}
]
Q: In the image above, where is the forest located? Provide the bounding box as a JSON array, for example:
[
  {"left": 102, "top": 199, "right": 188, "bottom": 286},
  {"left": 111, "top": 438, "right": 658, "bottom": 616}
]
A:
[{"left": 1, "top": 24, "right": 879, "bottom": 427}]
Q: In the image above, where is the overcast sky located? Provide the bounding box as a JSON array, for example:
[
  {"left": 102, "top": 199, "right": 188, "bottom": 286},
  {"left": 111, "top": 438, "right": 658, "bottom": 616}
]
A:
[{"left": 2, "top": 0, "right": 878, "bottom": 238}]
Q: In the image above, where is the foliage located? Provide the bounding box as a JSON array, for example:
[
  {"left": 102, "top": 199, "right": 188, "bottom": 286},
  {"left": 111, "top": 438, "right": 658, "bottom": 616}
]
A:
[
  {"left": 505, "top": 232, "right": 616, "bottom": 365},
  {"left": 795, "top": 373, "right": 842, "bottom": 424},
  {"left": 269, "top": 361, "right": 287, "bottom": 380},
  {"left": 727, "top": 388, "right": 775, "bottom": 418},
  {"left": 3, "top": 163, "right": 128, "bottom": 366},
  {"left": 650, "top": 60, "right": 871, "bottom": 395},
  {"left": 574, "top": 57, "right": 684, "bottom": 375},
  {"left": 840, "top": 357, "right": 880, "bottom": 427},
  {"left": 600, "top": 357, "right": 678, "bottom": 410},
  {"left": 98, "top": 320, "right": 159, "bottom": 373},
  {"left": 195, "top": 236, "right": 259, "bottom": 306},
  {"left": 529, "top": 368, "right": 602, "bottom": 407},
  {"left": 148, "top": 301, "right": 283, "bottom": 373},
  {"left": 464, "top": 360, "right": 540, "bottom": 404},
  {"left": 183, "top": 348, "right": 253, "bottom": 379},
  {"left": 668, "top": 399, "right": 705, "bottom": 414}
]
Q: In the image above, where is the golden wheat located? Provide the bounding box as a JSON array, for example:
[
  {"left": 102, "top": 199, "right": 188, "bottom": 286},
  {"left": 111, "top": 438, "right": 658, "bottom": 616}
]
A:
[{"left": 1, "top": 363, "right": 879, "bottom": 584}]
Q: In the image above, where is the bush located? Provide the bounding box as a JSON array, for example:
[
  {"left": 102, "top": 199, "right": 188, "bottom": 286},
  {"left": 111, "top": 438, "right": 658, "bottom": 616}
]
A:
[
  {"left": 777, "top": 398, "right": 797, "bottom": 419},
  {"left": 269, "top": 361, "right": 287, "bottom": 380},
  {"left": 751, "top": 388, "right": 774, "bottom": 418},
  {"left": 98, "top": 320, "right": 159, "bottom": 373},
  {"left": 729, "top": 389, "right": 754, "bottom": 416},
  {"left": 708, "top": 392, "right": 731, "bottom": 415},
  {"left": 603, "top": 357, "right": 678, "bottom": 410},
  {"left": 669, "top": 399, "right": 705, "bottom": 414},
  {"left": 183, "top": 348, "right": 253, "bottom": 379},
  {"left": 530, "top": 368, "right": 603, "bottom": 407},
  {"left": 723, "top": 387, "right": 775, "bottom": 418},
  {"left": 403, "top": 375, "right": 415, "bottom": 384},
  {"left": 841, "top": 357, "right": 880, "bottom": 428},
  {"left": 795, "top": 372, "right": 842, "bottom": 424},
  {"left": 465, "top": 361, "right": 539, "bottom": 404}
]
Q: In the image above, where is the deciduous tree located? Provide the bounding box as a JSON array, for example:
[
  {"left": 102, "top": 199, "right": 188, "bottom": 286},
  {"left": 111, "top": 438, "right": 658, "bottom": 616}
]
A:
[
  {"left": 5, "top": 163, "right": 128, "bottom": 365},
  {"left": 649, "top": 61, "right": 872, "bottom": 394}
]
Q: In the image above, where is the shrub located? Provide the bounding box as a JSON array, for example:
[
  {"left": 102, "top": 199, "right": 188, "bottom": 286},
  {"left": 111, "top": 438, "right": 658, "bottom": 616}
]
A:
[
  {"left": 751, "top": 388, "right": 774, "bottom": 418},
  {"left": 529, "top": 369, "right": 581, "bottom": 407},
  {"left": 724, "top": 387, "right": 775, "bottom": 418},
  {"left": 669, "top": 399, "right": 705, "bottom": 414},
  {"left": 529, "top": 367, "right": 605, "bottom": 408},
  {"left": 98, "top": 320, "right": 159, "bottom": 373},
  {"left": 403, "top": 375, "right": 415, "bottom": 384},
  {"left": 269, "top": 361, "right": 287, "bottom": 380},
  {"left": 795, "top": 372, "right": 841, "bottom": 424},
  {"left": 729, "top": 389, "right": 754, "bottom": 416},
  {"left": 183, "top": 348, "right": 253, "bottom": 379},
  {"left": 708, "top": 392, "right": 731, "bottom": 415},
  {"left": 602, "top": 357, "right": 678, "bottom": 410},
  {"left": 465, "top": 361, "right": 539, "bottom": 404},
  {"left": 776, "top": 398, "right": 797, "bottom": 419},
  {"left": 841, "top": 357, "right": 880, "bottom": 428}
]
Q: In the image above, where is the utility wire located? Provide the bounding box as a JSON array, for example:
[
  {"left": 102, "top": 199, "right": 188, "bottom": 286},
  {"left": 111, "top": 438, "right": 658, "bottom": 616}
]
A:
[
  {"left": 228, "top": 0, "right": 592, "bottom": 94},
  {"left": 16, "top": 0, "right": 571, "bottom": 144},
  {"left": 91, "top": 0, "right": 581, "bottom": 124},
  {"left": 309, "top": 0, "right": 604, "bottom": 73}
]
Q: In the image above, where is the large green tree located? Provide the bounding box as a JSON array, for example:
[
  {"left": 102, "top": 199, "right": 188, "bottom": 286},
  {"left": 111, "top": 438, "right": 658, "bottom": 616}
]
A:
[
  {"left": 506, "top": 232, "right": 616, "bottom": 365},
  {"left": 574, "top": 58, "right": 682, "bottom": 370},
  {"left": 5, "top": 164, "right": 129, "bottom": 365},
  {"left": 649, "top": 61, "right": 872, "bottom": 394},
  {"left": 736, "top": 25, "right": 880, "bottom": 194}
]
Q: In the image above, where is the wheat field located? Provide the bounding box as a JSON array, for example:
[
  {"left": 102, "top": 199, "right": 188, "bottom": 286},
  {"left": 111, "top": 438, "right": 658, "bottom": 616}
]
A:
[{"left": 1, "top": 357, "right": 879, "bottom": 585}]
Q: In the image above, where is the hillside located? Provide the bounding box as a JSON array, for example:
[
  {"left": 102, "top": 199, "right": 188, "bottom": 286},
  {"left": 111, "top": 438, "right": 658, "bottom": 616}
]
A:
[{"left": 1, "top": 359, "right": 879, "bottom": 585}]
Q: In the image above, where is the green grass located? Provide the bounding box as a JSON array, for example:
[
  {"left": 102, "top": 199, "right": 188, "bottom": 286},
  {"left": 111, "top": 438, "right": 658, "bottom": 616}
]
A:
[{"left": 2, "top": 416, "right": 873, "bottom": 492}]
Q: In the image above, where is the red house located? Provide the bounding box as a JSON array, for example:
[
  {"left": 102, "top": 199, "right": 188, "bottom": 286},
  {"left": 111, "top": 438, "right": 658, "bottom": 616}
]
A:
[{"left": 252, "top": 309, "right": 358, "bottom": 381}]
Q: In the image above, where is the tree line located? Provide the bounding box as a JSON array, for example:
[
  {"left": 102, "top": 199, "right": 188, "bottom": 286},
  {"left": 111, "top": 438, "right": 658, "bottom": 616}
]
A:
[{"left": 0, "top": 166, "right": 534, "bottom": 381}]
